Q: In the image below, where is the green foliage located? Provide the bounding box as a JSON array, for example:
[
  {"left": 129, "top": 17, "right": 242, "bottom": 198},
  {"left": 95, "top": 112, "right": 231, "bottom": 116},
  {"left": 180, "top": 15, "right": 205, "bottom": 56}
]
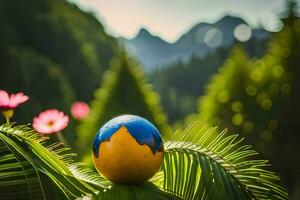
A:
[
  {"left": 198, "top": 46, "right": 251, "bottom": 131},
  {"left": 196, "top": 16, "right": 300, "bottom": 197},
  {"left": 0, "top": 0, "right": 295, "bottom": 198},
  {"left": 150, "top": 48, "right": 230, "bottom": 122},
  {"left": 2, "top": 47, "right": 76, "bottom": 123},
  {"left": 272, "top": 17, "right": 300, "bottom": 198},
  {"left": 152, "top": 122, "right": 287, "bottom": 199},
  {"left": 0, "top": 0, "right": 118, "bottom": 123},
  {"left": 150, "top": 38, "right": 269, "bottom": 123},
  {"left": 198, "top": 22, "right": 295, "bottom": 153},
  {"left": 77, "top": 53, "right": 171, "bottom": 163},
  {"left": 0, "top": 123, "right": 104, "bottom": 199},
  {"left": 0, "top": 123, "right": 175, "bottom": 200},
  {"left": 0, "top": 122, "right": 287, "bottom": 199}
]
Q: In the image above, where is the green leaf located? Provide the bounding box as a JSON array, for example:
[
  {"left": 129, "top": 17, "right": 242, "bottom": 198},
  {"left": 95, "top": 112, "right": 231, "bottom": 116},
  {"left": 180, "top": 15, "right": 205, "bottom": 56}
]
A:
[
  {"left": 0, "top": 123, "right": 177, "bottom": 200},
  {"left": 0, "top": 122, "right": 288, "bottom": 199},
  {"left": 153, "top": 122, "right": 288, "bottom": 200},
  {"left": 0, "top": 123, "right": 103, "bottom": 199}
]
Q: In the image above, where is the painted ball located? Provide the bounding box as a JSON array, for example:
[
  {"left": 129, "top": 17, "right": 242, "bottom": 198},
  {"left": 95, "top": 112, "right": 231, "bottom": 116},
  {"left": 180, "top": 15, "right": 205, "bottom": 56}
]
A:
[{"left": 92, "top": 115, "right": 164, "bottom": 184}]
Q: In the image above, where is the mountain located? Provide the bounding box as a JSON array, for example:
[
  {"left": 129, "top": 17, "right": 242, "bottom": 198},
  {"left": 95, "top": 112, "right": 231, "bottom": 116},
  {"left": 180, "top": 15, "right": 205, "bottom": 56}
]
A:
[
  {"left": 119, "top": 28, "right": 174, "bottom": 71},
  {"left": 120, "top": 15, "right": 269, "bottom": 71},
  {"left": 149, "top": 26, "right": 270, "bottom": 123}
]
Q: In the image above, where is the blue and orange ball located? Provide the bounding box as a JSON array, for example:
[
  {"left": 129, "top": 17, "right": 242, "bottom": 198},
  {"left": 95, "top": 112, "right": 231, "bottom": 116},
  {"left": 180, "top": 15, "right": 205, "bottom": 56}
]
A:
[{"left": 92, "top": 115, "right": 164, "bottom": 184}]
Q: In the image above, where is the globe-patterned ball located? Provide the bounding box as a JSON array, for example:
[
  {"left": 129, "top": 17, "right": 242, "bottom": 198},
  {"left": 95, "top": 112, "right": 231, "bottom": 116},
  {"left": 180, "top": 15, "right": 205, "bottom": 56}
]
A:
[{"left": 92, "top": 115, "right": 164, "bottom": 184}]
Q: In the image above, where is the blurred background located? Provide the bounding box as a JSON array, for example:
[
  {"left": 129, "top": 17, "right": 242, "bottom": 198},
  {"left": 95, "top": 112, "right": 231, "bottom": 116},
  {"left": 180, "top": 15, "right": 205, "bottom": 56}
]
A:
[{"left": 1, "top": 0, "right": 300, "bottom": 198}]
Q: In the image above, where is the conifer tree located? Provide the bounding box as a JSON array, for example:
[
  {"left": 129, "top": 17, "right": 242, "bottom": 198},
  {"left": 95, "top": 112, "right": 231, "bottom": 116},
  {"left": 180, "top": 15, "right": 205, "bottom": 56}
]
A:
[
  {"left": 78, "top": 53, "right": 171, "bottom": 163},
  {"left": 196, "top": 3, "right": 300, "bottom": 196},
  {"left": 198, "top": 46, "right": 251, "bottom": 133},
  {"left": 198, "top": 26, "right": 294, "bottom": 150}
]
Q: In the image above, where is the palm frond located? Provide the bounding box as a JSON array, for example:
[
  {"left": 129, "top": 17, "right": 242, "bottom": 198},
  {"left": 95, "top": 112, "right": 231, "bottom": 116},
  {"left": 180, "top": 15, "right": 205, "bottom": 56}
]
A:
[
  {"left": 69, "top": 163, "right": 110, "bottom": 188},
  {"left": 0, "top": 122, "right": 288, "bottom": 199},
  {"left": 0, "top": 123, "right": 104, "bottom": 199},
  {"left": 0, "top": 123, "right": 178, "bottom": 200},
  {"left": 0, "top": 140, "right": 43, "bottom": 199},
  {"left": 153, "top": 122, "right": 288, "bottom": 200}
]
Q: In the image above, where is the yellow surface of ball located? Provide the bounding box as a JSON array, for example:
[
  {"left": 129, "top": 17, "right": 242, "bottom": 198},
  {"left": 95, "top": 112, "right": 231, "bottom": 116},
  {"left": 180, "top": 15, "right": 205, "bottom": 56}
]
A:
[{"left": 92, "top": 115, "right": 164, "bottom": 184}]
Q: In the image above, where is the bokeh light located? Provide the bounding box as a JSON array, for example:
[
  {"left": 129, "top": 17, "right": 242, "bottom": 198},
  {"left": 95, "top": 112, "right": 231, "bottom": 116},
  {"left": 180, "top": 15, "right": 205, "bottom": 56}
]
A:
[
  {"left": 272, "top": 65, "right": 284, "bottom": 78},
  {"left": 243, "top": 121, "right": 254, "bottom": 133},
  {"left": 231, "top": 101, "right": 243, "bottom": 112},
  {"left": 232, "top": 113, "right": 244, "bottom": 126},
  {"left": 246, "top": 85, "right": 258, "bottom": 96},
  {"left": 268, "top": 83, "right": 279, "bottom": 95},
  {"left": 217, "top": 90, "right": 230, "bottom": 103},
  {"left": 234, "top": 24, "right": 252, "bottom": 42},
  {"left": 262, "top": 99, "right": 272, "bottom": 110},
  {"left": 204, "top": 28, "right": 223, "bottom": 48},
  {"left": 195, "top": 26, "right": 210, "bottom": 44},
  {"left": 250, "top": 70, "right": 263, "bottom": 82}
]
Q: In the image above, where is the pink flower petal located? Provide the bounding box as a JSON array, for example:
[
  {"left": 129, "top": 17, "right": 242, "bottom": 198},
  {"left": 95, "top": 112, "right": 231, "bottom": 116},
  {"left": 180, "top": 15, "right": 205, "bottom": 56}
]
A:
[
  {"left": 0, "top": 90, "right": 10, "bottom": 108},
  {"left": 71, "top": 101, "right": 90, "bottom": 120},
  {"left": 9, "top": 93, "right": 29, "bottom": 107},
  {"left": 0, "top": 90, "right": 29, "bottom": 109},
  {"left": 32, "top": 109, "right": 69, "bottom": 134},
  {"left": 53, "top": 115, "right": 69, "bottom": 132},
  {"left": 32, "top": 121, "right": 54, "bottom": 134}
]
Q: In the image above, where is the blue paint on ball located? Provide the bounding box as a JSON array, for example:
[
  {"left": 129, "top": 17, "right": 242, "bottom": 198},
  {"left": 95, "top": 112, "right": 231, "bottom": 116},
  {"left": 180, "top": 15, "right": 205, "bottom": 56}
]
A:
[{"left": 93, "top": 115, "right": 163, "bottom": 157}]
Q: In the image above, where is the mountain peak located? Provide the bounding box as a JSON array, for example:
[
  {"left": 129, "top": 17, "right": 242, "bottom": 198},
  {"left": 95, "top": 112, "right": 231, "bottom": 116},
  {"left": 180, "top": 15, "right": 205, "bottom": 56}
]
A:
[
  {"left": 122, "top": 15, "right": 269, "bottom": 70},
  {"left": 136, "top": 28, "right": 152, "bottom": 38},
  {"left": 132, "top": 27, "right": 169, "bottom": 45},
  {"left": 217, "top": 15, "right": 246, "bottom": 25}
]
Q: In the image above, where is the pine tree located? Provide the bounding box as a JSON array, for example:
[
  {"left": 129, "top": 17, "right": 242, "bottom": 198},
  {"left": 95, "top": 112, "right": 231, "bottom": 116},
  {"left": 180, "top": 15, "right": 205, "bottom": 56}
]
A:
[
  {"left": 198, "top": 26, "right": 294, "bottom": 149},
  {"left": 196, "top": 5, "right": 300, "bottom": 197},
  {"left": 77, "top": 53, "right": 171, "bottom": 164},
  {"left": 198, "top": 46, "right": 251, "bottom": 132}
]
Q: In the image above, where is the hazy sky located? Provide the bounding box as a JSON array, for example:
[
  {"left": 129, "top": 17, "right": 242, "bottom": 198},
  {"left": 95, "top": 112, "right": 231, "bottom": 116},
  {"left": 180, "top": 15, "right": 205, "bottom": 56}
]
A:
[{"left": 73, "top": 0, "right": 288, "bottom": 42}]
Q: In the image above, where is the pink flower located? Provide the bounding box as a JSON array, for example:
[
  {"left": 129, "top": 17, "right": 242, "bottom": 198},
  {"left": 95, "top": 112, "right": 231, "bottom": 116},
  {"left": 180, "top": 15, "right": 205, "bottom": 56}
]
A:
[
  {"left": 33, "top": 109, "right": 69, "bottom": 134},
  {"left": 71, "top": 101, "right": 90, "bottom": 120},
  {"left": 0, "top": 90, "right": 29, "bottom": 110}
]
